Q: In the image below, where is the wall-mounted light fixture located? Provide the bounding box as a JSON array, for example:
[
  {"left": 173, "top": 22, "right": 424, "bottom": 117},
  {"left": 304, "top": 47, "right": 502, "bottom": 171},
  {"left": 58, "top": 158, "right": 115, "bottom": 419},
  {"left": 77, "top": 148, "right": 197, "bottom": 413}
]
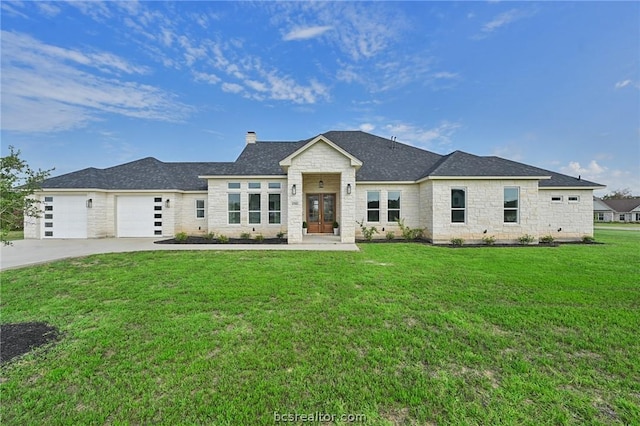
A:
[
  {"left": 346, "top": 183, "right": 352, "bottom": 195},
  {"left": 318, "top": 180, "right": 324, "bottom": 188},
  {"left": 291, "top": 184, "right": 297, "bottom": 195},
  {"left": 86, "top": 198, "right": 93, "bottom": 208},
  {"left": 557, "top": 227, "right": 562, "bottom": 232},
  {"left": 165, "top": 199, "right": 171, "bottom": 208}
]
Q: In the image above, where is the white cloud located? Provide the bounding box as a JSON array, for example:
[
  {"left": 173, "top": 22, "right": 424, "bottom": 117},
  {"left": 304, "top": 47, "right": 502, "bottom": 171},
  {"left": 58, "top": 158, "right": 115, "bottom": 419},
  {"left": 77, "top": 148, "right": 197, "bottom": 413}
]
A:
[
  {"left": 193, "top": 71, "right": 221, "bottom": 85},
  {"left": 560, "top": 160, "right": 607, "bottom": 178},
  {"left": 359, "top": 123, "right": 375, "bottom": 133},
  {"left": 1, "top": 1, "right": 29, "bottom": 19},
  {"left": 475, "top": 8, "right": 536, "bottom": 39},
  {"left": 221, "top": 83, "right": 243, "bottom": 94},
  {"left": 1, "top": 31, "right": 191, "bottom": 133},
  {"left": 615, "top": 79, "right": 639, "bottom": 90},
  {"left": 384, "top": 121, "right": 462, "bottom": 149},
  {"left": 36, "top": 2, "right": 61, "bottom": 17},
  {"left": 283, "top": 26, "right": 333, "bottom": 41}
]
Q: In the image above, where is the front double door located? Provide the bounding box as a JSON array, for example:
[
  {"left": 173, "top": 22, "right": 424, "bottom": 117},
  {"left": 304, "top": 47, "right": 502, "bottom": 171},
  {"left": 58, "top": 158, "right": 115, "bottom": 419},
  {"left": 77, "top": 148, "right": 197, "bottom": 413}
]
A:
[{"left": 307, "top": 194, "right": 336, "bottom": 233}]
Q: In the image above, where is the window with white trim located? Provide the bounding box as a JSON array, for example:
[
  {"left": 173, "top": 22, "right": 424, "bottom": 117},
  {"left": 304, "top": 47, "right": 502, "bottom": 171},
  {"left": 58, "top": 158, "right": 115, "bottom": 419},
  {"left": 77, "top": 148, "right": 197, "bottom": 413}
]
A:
[
  {"left": 504, "top": 187, "right": 519, "bottom": 223},
  {"left": 249, "top": 182, "right": 261, "bottom": 189},
  {"left": 228, "top": 182, "right": 240, "bottom": 189},
  {"left": 249, "top": 193, "right": 261, "bottom": 224},
  {"left": 269, "top": 194, "right": 281, "bottom": 224},
  {"left": 568, "top": 196, "right": 579, "bottom": 202},
  {"left": 228, "top": 194, "right": 240, "bottom": 224},
  {"left": 196, "top": 199, "right": 205, "bottom": 218},
  {"left": 551, "top": 196, "right": 563, "bottom": 203},
  {"left": 451, "top": 188, "right": 466, "bottom": 223},
  {"left": 388, "top": 191, "right": 401, "bottom": 222},
  {"left": 268, "top": 182, "right": 281, "bottom": 189},
  {"left": 595, "top": 212, "right": 604, "bottom": 221},
  {"left": 367, "top": 191, "right": 380, "bottom": 222}
]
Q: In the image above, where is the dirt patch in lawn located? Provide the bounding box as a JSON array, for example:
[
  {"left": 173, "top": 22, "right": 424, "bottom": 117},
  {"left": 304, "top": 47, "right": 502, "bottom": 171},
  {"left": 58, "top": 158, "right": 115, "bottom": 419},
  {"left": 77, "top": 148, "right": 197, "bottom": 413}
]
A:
[{"left": 1, "top": 322, "right": 60, "bottom": 364}]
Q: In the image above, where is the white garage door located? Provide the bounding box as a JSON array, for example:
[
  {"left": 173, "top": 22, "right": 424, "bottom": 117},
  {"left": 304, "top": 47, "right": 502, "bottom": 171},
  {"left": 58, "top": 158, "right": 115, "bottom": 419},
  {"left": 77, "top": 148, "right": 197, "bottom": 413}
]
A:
[
  {"left": 42, "top": 195, "right": 88, "bottom": 238},
  {"left": 117, "top": 196, "right": 163, "bottom": 237}
]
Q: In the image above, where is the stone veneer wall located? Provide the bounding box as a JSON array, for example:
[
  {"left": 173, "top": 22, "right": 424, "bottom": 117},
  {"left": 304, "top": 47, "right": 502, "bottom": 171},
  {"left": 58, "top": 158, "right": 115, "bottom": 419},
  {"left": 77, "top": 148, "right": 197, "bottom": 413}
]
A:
[
  {"left": 207, "top": 178, "right": 288, "bottom": 238},
  {"left": 537, "top": 189, "right": 594, "bottom": 240},
  {"left": 286, "top": 140, "right": 357, "bottom": 243},
  {"left": 430, "top": 179, "right": 540, "bottom": 244},
  {"left": 354, "top": 183, "right": 420, "bottom": 239}
]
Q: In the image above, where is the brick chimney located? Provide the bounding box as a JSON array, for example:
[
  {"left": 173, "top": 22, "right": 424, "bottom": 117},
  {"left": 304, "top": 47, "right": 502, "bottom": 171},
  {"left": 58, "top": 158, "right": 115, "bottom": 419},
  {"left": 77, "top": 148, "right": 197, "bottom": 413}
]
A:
[{"left": 246, "top": 131, "right": 257, "bottom": 144}]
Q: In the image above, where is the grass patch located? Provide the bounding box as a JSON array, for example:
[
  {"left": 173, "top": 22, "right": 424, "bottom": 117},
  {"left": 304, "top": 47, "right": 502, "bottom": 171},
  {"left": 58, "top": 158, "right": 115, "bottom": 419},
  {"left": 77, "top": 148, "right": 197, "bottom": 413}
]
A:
[
  {"left": 5, "top": 230, "right": 24, "bottom": 241},
  {"left": 594, "top": 222, "right": 640, "bottom": 228},
  {"left": 1, "top": 230, "right": 639, "bottom": 424}
]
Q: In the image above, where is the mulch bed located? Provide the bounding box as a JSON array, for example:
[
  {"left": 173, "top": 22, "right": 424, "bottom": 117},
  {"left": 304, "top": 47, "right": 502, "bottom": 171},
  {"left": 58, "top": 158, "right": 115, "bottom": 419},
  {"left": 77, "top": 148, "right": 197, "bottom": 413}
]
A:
[
  {"left": 155, "top": 236, "right": 288, "bottom": 245},
  {"left": 356, "top": 239, "right": 602, "bottom": 247},
  {"left": 1, "top": 322, "right": 60, "bottom": 364}
]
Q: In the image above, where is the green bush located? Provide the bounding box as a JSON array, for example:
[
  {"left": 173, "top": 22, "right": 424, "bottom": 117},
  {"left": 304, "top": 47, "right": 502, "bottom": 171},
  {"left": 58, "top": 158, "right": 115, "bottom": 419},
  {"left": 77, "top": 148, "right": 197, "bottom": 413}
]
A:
[
  {"left": 276, "top": 231, "right": 285, "bottom": 239},
  {"left": 356, "top": 220, "right": 378, "bottom": 241},
  {"left": 254, "top": 233, "right": 264, "bottom": 242},
  {"left": 240, "top": 232, "right": 251, "bottom": 240},
  {"left": 398, "top": 218, "right": 424, "bottom": 241},
  {"left": 518, "top": 234, "right": 535, "bottom": 245},
  {"left": 540, "top": 235, "right": 555, "bottom": 244},
  {"left": 450, "top": 238, "right": 464, "bottom": 247},
  {"left": 217, "top": 234, "right": 229, "bottom": 244},
  {"left": 175, "top": 232, "right": 188, "bottom": 243},
  {"left": 582, "top": 235, "right": 595, "bottom": 243},
  {"left": 386, "top": 231, "right": 395, "bottom": 240},
  {"left": 482, "top": 235, "right": 496, "bottom": 246},
  {"left": 205, "top": 232, "right": 216, "bottom": 240}
]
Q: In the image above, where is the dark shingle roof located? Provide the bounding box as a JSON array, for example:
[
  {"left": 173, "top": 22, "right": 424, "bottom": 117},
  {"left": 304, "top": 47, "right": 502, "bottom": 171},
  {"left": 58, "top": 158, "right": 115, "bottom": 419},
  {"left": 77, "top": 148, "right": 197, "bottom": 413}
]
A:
[
  {"left": 42, "top": 158, "right": 223, "bottom": 191},
  {"left": 426, "top": 151, "right": 550, "bottom": 178},
  {"left": 40, "top": 130, "right": 604, "bottom": 190},
  {"left": 598, "top": 198, "right": 640, "bottom": 213},
  {"left": 322, "top": 131, "right": 443, "bottom": 181}
]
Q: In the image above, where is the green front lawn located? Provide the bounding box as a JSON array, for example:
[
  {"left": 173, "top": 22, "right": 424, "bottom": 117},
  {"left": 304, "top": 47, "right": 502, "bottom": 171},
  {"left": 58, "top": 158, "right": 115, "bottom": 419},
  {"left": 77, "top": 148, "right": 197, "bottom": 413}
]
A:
[{"left": 1, "top": 230, "right": 639, "bottom": 425}]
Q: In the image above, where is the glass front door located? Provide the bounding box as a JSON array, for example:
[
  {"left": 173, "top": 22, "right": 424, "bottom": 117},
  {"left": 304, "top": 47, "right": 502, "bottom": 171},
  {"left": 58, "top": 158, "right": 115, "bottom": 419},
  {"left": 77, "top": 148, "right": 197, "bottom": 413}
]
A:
[{"left": 306, "top": 193, "right": 335, "bottom": 233}]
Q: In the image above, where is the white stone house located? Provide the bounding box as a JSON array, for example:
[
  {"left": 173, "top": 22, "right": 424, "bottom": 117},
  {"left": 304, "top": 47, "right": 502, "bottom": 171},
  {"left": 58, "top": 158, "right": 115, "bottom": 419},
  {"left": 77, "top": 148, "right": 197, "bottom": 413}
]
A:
[{"left": 25, "top": 131, "right": 605, "bottom": 244}]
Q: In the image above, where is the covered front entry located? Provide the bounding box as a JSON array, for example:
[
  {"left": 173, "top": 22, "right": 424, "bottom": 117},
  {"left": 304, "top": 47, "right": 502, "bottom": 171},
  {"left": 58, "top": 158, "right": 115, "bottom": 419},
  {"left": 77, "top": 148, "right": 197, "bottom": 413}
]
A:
[{"left": 306, "top": 193, "right": 335, "bottom": 233}]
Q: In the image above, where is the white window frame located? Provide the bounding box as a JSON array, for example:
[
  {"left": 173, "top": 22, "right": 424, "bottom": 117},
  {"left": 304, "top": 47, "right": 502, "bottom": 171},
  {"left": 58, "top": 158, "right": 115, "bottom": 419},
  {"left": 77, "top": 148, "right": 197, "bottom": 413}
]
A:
[
  {"left": 568, "top": 196, "right": 580, "bottom": 203},
  {"left": 551, "top": 196, "right": 563, "bottom": 203},
  {"left": 248, "top": 182, "right": 261, "bottom": 189},
  {"left": 228, "top": 182, "right": 241, "bottom": 189},
  {"left": 228, "top": 193, "right": 241, "bottom": 224},
  {"left": 367, "top": 191, "right": 380, "bottom": 222},
  {"left": 268, "top": 182, "right": 281, "bottom": 189},
  {"left": 248, "top": 193, "right": 261, "bottom": 224},
  {"left": 504, "top": 187, "right": 520, "bottom": 223},
  {"left": 451, "top": 188, "right": 466, "bottom": 223},
  {"left": 195, "top": 199, "right": 205, "bottom": 219},
  {"left": 269, "top": 193, "right": 281, "bottom": 224},
  {"left": 387, "top": 191, "right": 401, "bottom": 222}
]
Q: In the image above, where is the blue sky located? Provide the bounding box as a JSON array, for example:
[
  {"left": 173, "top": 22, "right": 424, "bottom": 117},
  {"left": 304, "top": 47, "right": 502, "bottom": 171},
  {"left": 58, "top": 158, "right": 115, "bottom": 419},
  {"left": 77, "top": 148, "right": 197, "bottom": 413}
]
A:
[{"left": 1, "top": 1, "right": 638, "bottom": 195}]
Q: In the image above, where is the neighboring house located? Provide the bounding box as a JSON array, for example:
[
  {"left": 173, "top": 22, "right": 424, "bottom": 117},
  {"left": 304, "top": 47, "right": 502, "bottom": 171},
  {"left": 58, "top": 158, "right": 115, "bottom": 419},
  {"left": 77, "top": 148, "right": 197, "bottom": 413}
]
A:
[
  {"left": 25, "top": 130, "right": 605, "bottom": 244},
  {"left": 593, "top": 197, "right": 640, "bottom": 222}
]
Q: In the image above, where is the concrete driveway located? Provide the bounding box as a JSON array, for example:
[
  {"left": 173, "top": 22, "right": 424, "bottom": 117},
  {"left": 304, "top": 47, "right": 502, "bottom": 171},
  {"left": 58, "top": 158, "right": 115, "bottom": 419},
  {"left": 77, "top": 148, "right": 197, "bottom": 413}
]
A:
[{"left": 1, "top": 238, "right": 358, "bottom": 271}]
